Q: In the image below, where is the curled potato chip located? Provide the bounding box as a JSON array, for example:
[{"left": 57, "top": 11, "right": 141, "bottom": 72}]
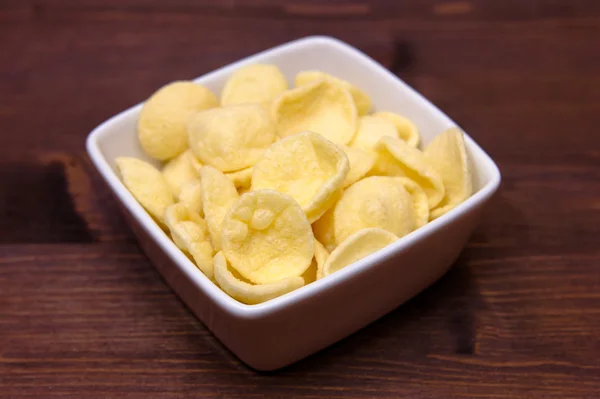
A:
[
  {"left": 302, "top": 259, "right": 318, "bottom": 285},
  {"left": 188, "top": 104, "right": 276, "bottom": 173},
  {"left": 295, "top": 70, "right": 372, "bottom": 115},
  {"left": 322, "top": 228, "right": 398, "bottom": 277},
  {"left": 164, "top": 203, "right": 214, "bottom": 278},
  {"left": 372, "top": 136, "right": 445, "bottom": 209},
  {"left": 341, "top": 146, "right": 377, "bottom": 188},
  {"left": 115, "top": 157, "right": 174, "bottom": 224},
  {"left": 221, "top": 189, "right": 314, "bottom": 284},
  {"left": 179, "top": 180, "right": 203, "bottom": 217},
  {"left": 330, "top": 176, "right": 416, "bottom": 246},
  {"left": 138, "top": 81, "right": 218, "bottom": 161},
  {"left": 251, "top": 131, "right": 349, "bottom": 223},
  {"left": 199, "top": 166, "right": 240, "bottom": 251},
  {"left": 272, "top": 79, "right": 357, "bottom": 145},
  {"left": 226, "top": 167, "right": 253, "bottom": 189},
  {"left": 214, "top": 252, "right": 304, "bottom": 305},
  {"left": 314, "top": 240, "right": 330, "bottom": 280},
  {"left": 221, "top": 64, "right": 288, "bottom": 110},
  {"left": 349, "top": 115, "right": 399, "bottom": 152},
  {"left": 424, "top": 127, "right": 473, "bottom": 220},
  {"left": 393, "top": 177, "right": 429, "bottom": 228},
  {"left": 312, "top": 206, "right": 336, "bottom": 253},
  {"left": 373, "top": 112, "right": 420, "bottom": 148},
  {"left": 162, "top": 150, "right": 200, "bottom": 198}
]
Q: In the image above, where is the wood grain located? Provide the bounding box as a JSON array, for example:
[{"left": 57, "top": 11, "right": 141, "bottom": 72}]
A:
[{"left": 1, "top": 0, "right": 599, "bottom": 397}]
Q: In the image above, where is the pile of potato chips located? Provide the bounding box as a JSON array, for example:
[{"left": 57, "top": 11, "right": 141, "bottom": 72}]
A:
[{"left": 116, "top": 64, "right": 473, "bottom": 305}]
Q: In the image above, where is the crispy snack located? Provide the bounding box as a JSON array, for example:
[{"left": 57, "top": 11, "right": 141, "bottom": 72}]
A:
[
  {"left": 214, "top": 252, "right": 304, "bottom": 305},
  {"left": 272, "top": 79, "right": 357, "bottom": 145},
  {"left": 226, "top": 167, "right": 253, "bottom": 189},
  {"left": 164, "top": 203, "right": 214, "bottom": 279},
  {"left": 188, "top": 104, "right": 276, "bottom": 172},
  {"left": 221, "top": 189, "right": 314, "bottom": 284},
  {"left": 162, "top": 150, "right": 200, "bottom": 198},
  {"left": 252, "top": 131, "right": 349, "bottom": 223},
  {"left": 373, "top": 112, "right": 420, "bottom": 148},
  {"left": 115, "top": 157, "right": 174, "bottom": 224},
  {"left": 349, "top": 115, "right": 398, "bottom": 152},
  {"left": 313, "top": 176, "right": 415, "bottom": 249},
  {"left": 322, "top": 228, "right": 398, "bottom": 277},
  {"left": 424, "top": 127, "right": 473, "bottom": 220},
  {"left": 221, "top": 64, "right": 288, "bottom": 110},
  {"left": 295, "top": 70, "right": 372, "bottom": 115},
  {"left": 138, "top": 81, "right": 217, "bottom": 160},
  {"left": 199, "top": 165, "right": 239, "bottom": 251},
  {"left": 372, "top": 136, "right": 445, "bottom": 209}
]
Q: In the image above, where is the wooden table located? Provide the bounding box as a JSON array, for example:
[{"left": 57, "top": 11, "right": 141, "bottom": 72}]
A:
[{"left": 2, "top": 1, "right": 599, "bottom": 397}]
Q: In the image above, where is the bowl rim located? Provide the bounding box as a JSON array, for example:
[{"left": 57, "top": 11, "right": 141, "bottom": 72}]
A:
[{"left": 86, "top": 35, "right": 501, "bottom": 320}]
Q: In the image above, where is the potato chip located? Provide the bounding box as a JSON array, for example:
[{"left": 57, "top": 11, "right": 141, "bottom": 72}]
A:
[
  {"left": 314, "top": 240, "right": 330, "bottom": 280},
  {"left": 373, "top": 112, "right": 420, "bottom": 148},
  {"left": 138, "top": 81, "right": 218, "bottom": 161},
  {"left": 115, "top": 157, "right": 174, "bottom": 224},
  {"left": 372, "top": 136, "right": 445, "bottom": 209},
  {"left": 213, "top": 252, "right": 304, "bottom": 305},
  {"left": 221, "top": 64, "right": 288, "bottom": 110},
  {"left": 162, "top": 150, "right": 200, "bottom": 198},
  {"left": 199, "top": 166, "right": 239, "bottom": 251},
  {"left": 164, "top": 203, "right": 214, "bottom": 278},
  {"left": 341, "top": 146, "right": 376, "bottom": 188},
  {"left": 221, "top": 189, "right": 314, "bottom": 284},
  {"left": 251, "top": 131, "right": 349, "bottom": 223},
  {"left": 295, "top": 70, "right": 372, "bottom": 115},
  {"left": 393, "top": 177, "right": 429, "bottom": 228},
  {"left": 424, "top": 127, "right": 473, "bottom": 220},
  {"left": 226, "top": 167, "right": 253, "bottom": 189},
  {"left": 178, "top": 180, "right": 203, "bottom": 217},
  {"left": 330, "top": 176, "right": 416, "bottom": 246},
  {"left": 312, "top": 206, "right": 336, "bottom": 253},
  {"left": 349, "top": 115, "right": 398, "bottom": 152},
  {"left": 302, "top": 259, "right": 318, "bottom": 285},
  {"left": 322, "top": 228, "right": 398, "bottom": 277},
  {"left": 188, "top": 104, "right": 276, "bottom": 172},
  {"left": 272, "top": 79, "right": 357, "bottom": 145}
]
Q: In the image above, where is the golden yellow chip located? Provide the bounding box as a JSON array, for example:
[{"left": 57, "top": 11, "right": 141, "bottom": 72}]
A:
[
  {"left": 226, "top": 167, "right": 253, "bottom": 189},
  {"left": 251, "top": 131, "right": 349, "bottom": 223},
  {"left": 178, "top": 180, "right": 203, "bottom": 217},
  {"left": 373, "top": 112, "right": 420, "bottom": 148},
  {"left": 272, "top": 79, "right": 357, "bottom": 145},
  {"left": 161, "top": 150, "right": 200, "bottom": 198},
  {"left": 199, "top": 166, "right": 240, "bottom": 251},
  {"left": 349, "top": 115, "right": 399, "bottom": 152},
  {"left": 312, "top": 206, "right": 336, "bottom": 253},
  {"left": 188, "top": 104, "right": 276, "bottom": 172},
  {"left": 330, "top": 176, "right": 415, "bottom": 246},
  {"left": 221, "top": 189, "right": 314, "bottom": 284},
  {"left": 302, "top": 259, "right": 318, "bottom": 285},
  {"left": 213, "top": 252, "right": 304, "bottom": 305},
  {"left": 322, "top": 228, "right": 398, "bottom": 277},
  {"left": 341, "top": 146, "right": 376, "bottom": 188},
  {"left": 221, "top": 64, "right": 288, "bottom": 110},
  {"left": 115, "top": 157, "right": 174, "bottom": 224},
  {"left": 372, "top": 136, "right": 445, "bottom": 209},
  {"left": 393, "top": 177, "right": 429, "bottom": 228},
  {"left": 138, "top": 81, "right": 218, "bottom": 161},
  {"left": 314, "top": 240, "right": 330, "bottom": 280},
  {"left": 424, "top": 127, "right": 473, "bottom": 220},
  {"left": 164, "top": 203, "right": 214, "bottom": 279},
  {"left": 295, "top": 70, "right": 372, "bottom": 115}
]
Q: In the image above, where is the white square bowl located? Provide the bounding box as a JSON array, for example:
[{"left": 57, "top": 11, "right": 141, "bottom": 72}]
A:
[{"left": 86, "top": 36, "right": 501, "bottom": 371}]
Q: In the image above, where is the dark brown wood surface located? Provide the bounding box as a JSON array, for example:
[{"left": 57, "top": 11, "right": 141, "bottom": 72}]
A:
[{"left": 1, "top": 1, "right": 600, "bottom": 397}]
